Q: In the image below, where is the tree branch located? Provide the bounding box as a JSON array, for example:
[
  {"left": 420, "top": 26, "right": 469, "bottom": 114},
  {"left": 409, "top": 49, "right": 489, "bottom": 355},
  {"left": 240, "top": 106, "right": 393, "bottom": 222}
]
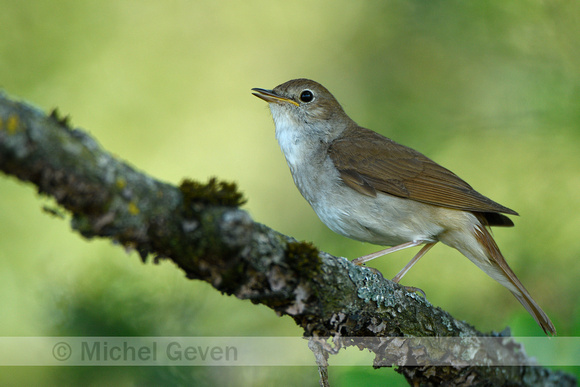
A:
[{"left": 0, "top": 93, "right": 575, "bottom": 386}]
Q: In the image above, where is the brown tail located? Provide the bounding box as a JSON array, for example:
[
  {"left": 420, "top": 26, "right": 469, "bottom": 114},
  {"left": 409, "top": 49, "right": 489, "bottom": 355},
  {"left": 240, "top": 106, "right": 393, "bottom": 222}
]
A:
[{"left": 472, "top": 220, "right": 556, "bottom": 335}]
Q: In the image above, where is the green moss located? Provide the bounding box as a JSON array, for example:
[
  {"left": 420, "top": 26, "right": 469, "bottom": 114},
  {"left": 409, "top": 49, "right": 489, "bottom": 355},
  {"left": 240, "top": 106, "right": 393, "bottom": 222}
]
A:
[
  {"left": 285, "top": 241, "right": 321, "bottom": 278},
  {"left": 4, "top": 115, "right": 21, "bottom": 134},
  {"left": 49, "top": 108, "right": 72, "bottom": 128},
  {"left": 218, "top": 260, "right": 251, "bottom": 295},
  {"left": 179, "top": 177, "right": 246, "bottom": 212},
  {"left": 41, "top": 205, "right": 66, "bottom": 219}
]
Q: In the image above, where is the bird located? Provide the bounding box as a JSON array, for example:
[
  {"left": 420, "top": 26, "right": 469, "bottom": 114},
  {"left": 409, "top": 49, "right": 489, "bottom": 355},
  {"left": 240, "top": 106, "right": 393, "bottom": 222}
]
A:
[{"left": 252, "top": 78, "right": 556, "bottom": 335}]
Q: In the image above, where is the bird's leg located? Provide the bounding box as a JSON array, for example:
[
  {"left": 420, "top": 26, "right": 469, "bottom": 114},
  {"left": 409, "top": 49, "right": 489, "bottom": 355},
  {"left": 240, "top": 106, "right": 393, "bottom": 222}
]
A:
[
  {"left": 352, "top": 240, "right": 425, "bottom": 265},
  {"left": 354, "top": 241, "right": 437, "bottom": 298},
  {"left": 392, "top": 242, "right": 436, "bottom": 283}
]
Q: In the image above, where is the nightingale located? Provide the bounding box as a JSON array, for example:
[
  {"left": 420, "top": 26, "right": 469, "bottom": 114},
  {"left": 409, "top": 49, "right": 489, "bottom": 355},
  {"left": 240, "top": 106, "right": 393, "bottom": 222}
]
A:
[{"left": 252, "top": 78, "right": 555, "bottom": 335}]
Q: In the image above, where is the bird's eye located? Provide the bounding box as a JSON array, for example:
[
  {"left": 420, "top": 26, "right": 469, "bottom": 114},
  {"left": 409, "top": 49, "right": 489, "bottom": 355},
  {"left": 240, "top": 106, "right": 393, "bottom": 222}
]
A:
[{"left": 299, "top": 90, "right": 314, "bottom": 103}]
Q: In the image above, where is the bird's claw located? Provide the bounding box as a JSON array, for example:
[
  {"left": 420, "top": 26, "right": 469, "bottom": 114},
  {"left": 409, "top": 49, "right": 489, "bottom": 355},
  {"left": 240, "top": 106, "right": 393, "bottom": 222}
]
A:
[{"left": 401, "top": 285, "right": 427, "bottom": 298}]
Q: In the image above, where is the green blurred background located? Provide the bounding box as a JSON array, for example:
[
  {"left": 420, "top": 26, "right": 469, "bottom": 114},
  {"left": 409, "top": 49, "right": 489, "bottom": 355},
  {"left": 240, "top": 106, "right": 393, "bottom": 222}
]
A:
[{"left": 1, "top": 1, "right": 579, "bottom": 385}]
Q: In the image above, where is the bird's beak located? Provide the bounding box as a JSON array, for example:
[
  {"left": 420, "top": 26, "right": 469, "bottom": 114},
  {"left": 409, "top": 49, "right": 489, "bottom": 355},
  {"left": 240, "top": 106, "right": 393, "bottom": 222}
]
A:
[{"left": 251, "top": 88, "right": 299, "bottom": 107}]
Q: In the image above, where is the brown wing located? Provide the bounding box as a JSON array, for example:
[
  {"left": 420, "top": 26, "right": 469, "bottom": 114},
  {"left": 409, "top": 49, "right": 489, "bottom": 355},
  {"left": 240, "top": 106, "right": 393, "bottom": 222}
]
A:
[{"left": 328, "top": 126, "right": 518, "bottom": 221}]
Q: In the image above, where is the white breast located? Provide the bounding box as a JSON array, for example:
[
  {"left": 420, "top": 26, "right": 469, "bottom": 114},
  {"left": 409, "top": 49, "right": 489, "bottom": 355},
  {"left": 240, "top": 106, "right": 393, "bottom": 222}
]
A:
[
  {"left": 269, "top": 104, "right": 446, "bottom": 247},
  {"left": 271, "top": 105, "right": 307, "bottom": 169}
]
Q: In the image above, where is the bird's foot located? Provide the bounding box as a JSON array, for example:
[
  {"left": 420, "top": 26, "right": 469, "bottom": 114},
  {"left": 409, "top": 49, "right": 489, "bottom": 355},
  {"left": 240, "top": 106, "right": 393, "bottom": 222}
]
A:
[{"left": 400, "top": 285, "right": 426, "bottom": 298}]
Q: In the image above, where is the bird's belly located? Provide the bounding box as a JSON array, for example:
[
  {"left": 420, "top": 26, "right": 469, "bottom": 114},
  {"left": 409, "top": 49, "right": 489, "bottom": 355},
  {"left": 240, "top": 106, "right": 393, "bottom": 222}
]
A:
[
  {"left": 288, "top": 157, "right": 447, "bottom": 246},
  {"left": 311, "top": 188, "right": 445, "bottom": 246}
]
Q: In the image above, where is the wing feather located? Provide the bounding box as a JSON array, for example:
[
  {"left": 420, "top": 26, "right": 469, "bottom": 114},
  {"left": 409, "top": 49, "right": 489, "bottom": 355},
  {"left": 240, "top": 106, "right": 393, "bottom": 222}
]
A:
[{"left": 329, "top": 126, "right": 518, "bottom": 220}]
